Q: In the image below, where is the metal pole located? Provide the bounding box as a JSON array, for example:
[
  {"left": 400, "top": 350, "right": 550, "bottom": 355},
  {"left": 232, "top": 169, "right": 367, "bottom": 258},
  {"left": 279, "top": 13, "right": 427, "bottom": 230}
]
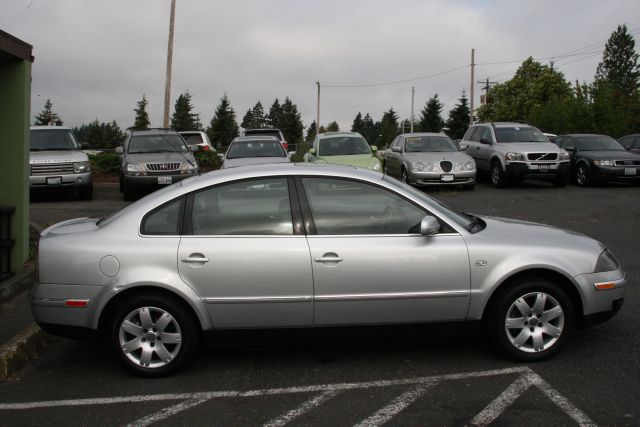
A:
[
  {"left": 410, "top": 86, "right": 415, "bottom": 133},
  {"left": 469, "top": 48, "right": 475, "bottom": 126},
  {"left": 163, "top": 0, "right": 177, "bottom": 128},
  {"left": 316, "top": 81, "right": 320, "bottom": 135}
]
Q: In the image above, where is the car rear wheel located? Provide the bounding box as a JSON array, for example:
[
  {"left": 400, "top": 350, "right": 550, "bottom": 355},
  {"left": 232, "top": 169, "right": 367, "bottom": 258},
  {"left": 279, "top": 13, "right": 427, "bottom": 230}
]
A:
[
  {"left": 488, "top": 279, "right": 574, "bottom": 362},
  {"left": 490, "top": 161, "right": 507, "bottom": 188},
  {"left": 110, "top": 294, "right": 198, "bottom": 377}
]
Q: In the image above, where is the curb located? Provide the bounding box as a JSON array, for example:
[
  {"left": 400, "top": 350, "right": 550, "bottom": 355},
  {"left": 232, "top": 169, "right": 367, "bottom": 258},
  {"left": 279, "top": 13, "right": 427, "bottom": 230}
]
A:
[
  {"left": 0, "top": 323, "right": 56, "bottom": 381},
  {"left": 0, "top": 264, "right": 36, "bottom": 304}
]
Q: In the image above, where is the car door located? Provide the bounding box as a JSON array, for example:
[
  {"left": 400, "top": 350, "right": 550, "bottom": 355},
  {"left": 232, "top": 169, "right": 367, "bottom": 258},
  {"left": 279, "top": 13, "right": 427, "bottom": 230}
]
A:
[
  {"left": 385, "top": 136, "right": 402, "bottom": 177},
  {"left": 298, "top": 176, "right": 471, "bottom": 326},
  {"left": 177, "top": 177, "right": 313, "bottom": 328},
  {"left": 475, "top": 127, "right": 494, "bottom": 171}
]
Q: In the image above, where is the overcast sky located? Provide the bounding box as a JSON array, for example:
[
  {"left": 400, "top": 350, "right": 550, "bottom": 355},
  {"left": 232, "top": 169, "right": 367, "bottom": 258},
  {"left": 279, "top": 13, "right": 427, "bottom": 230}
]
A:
[{"left": 2, "top": 0, "right": 639, "bottom": 133}]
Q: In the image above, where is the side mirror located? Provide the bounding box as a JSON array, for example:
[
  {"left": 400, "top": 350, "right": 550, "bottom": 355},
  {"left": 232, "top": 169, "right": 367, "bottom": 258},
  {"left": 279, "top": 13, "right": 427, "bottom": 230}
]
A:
[
  {"left": 309, "top": 147, "right": 316, "bottom": 155},
  {"left": 459, "top": 143, "right": 468, "bottom": 151},
  {"left": 391, "top": 146, "right": 401, "bottom": 152},
  {"left": 370, "top": 145, "right": 378, "bottom": 152},
  {"left": 115, "top": 147, "right": 123, "bottom": 155},
  {"left": 420, "top": 215, "right": 440, "bottom": 236}
]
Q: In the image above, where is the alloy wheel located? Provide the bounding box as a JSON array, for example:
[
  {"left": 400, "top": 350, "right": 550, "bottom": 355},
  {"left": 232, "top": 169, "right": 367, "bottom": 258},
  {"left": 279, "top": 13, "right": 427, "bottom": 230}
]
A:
[{"left": 504, "top": 292, "right": 565, "bottom": 353}]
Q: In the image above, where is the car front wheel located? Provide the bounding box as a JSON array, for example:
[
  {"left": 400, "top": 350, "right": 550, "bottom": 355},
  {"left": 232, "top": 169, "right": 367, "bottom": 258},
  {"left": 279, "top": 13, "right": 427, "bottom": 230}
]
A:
[
  {"left": 491, "top": 161, "right": 507, "bottom": 188},
  {"left": 110, "top": 294, "right": 198, "bottom": 377},
  {"left": 576, "top": 164, "right": 592, "bottom": 187},
  {"left": 488, "top": 279, "right": 574, "bottom": 362}
]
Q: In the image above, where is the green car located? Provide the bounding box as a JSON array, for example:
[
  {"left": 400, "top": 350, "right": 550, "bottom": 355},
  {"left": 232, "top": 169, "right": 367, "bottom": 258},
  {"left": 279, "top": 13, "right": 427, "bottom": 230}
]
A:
[{"left": 303, "top": 131, "right": 382, "bottom": 171}]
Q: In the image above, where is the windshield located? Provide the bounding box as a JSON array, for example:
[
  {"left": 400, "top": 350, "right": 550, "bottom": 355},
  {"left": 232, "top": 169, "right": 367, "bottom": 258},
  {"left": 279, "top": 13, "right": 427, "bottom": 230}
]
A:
[
  {"left": 576, "top": 136, "right": 625, "bottom": 151},
  {"left": 127, "top": 134, "right": 189, "bottom": 154},
  {"left": 181, "top": 134, "right": 204, "bottom": 145},
  {"left": 405, "top": 136, "right": 459, "bottom": 152},
  {"left": 30, "top": 129, "right": 80, "bottom": 151},
  {"left": 318, "top": 136, "right": 371, "bottom": 156},
  {"left": 227, "top": 139, "right": 286, "bottom": 158},
  {"left": 495, "top": 127, "right": 548, "bottom": 143}
]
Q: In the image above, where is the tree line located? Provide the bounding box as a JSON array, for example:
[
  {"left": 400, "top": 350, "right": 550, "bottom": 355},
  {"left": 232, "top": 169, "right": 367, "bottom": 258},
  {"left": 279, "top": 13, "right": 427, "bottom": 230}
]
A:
[{"left": 35, "top": 23, "right": 639, "bottom": 150}]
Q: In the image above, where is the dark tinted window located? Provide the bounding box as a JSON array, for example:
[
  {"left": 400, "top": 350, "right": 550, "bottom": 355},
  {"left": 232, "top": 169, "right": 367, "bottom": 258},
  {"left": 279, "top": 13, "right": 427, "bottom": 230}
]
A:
[
  {"left": 575, "top": 136, "right": 625, "bottom": 151},
  {"left": 128, "top": 134, "right": 189, "bottom": 154},
  {"left": 469, "top": 126, "right": 485, "bottom": 142},
  {"left": 227, "top": 139, "right": 286, "bottom": 158},
  {"left": 191, "top": 178, "right": 292, "bottom": 235},
  {"left": 141, "top": 197, "right": 185, "bottom": 235},
  {"left": 244, "top": 129, "right": 282, "bottom": 140},
  {"left": 494, "top": 126, "right": 547, "bottom": 143},
  {"left": 301, "top": 178, "right": 425, "bottom": 235},
  {"left": 30, "top": 129, "right": 79, "bottom": 151},
  {"left": 404, "top": 136, "right": 459, "bottom": 152},
  {"left": 318, "top": 136, "right": 371, "bottom": 156}
]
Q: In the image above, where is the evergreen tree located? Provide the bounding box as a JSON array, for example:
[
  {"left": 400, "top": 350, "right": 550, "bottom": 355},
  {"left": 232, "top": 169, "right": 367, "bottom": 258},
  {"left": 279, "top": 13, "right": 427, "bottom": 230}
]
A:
[
  {"left": 241, "top": 101, "right": 267, "bottom": 130},
  {"left": 279, "top": 97, "right": 304, "bottom": 146},
  {"left": 133, "top": 95, "right": 151, "bottom": 130},
  {"left": 379, "top": 108, "right": 399, "bottom": 148},
  {"left": 418, "top": 94, "right": 445, "bottom": 132},
  {"left": 351, "top": 112, "right": 365, "bottom": 134},
  {"left": 594, "top": 24, "right": 640, "bottom": 98},
  {"left": 445, "top": 91, "right": 471, "bottom": 139},
  {"left": 240, "top": 108, "right": 254, "bottom": 130},
  {"left": 305, "top": 121, "right": 318, "bottom": 143},
  {"left": 326, "top": 121, "right": 340, "bottom": 132},
  {"left": 34, "top": 98, "right": 63, "bottom": 126},
  {"left": 267, "top": 99, "right": 282, "bottom": 128},
  {"left": 361, "top": 113, "right": 378, "bottom": 144},
  {"left": 206, "top": 93, "right": 239, "bottom": 148},
  {"left": 170, "top": 91, "right": 201, "bottom": 131}
]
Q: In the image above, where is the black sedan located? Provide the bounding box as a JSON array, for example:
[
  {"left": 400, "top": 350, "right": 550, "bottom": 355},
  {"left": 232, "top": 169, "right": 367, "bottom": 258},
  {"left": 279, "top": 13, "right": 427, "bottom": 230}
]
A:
[{"left": 555, "top": 134, "right": 640, "bottom": 186}]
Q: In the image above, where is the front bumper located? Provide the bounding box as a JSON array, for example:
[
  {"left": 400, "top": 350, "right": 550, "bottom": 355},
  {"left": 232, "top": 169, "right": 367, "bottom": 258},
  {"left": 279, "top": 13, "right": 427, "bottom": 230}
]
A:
[
  {"left": 407, "top": 169, "right": 476, "bottom": 186},
  {"left": 574, "top": 269, "right": 626, "bottom": 326},
  {"left": 123, "top": 173, "right": 195, "bottom": 191},
  {"left": 29, "top": 172, "right": 93, "bottom": 190},
  {"left": 505, "top": 161, "right": 569, "bottom": 179},
  {"left": 590, "top": 165, "right": 640, "bottom": 183}
]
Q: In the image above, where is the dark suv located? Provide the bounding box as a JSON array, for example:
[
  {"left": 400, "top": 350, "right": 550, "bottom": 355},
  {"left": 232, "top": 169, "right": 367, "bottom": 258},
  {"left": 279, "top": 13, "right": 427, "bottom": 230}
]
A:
[{"left": 116, "top": 129, "right": 198, "bottom": 200}]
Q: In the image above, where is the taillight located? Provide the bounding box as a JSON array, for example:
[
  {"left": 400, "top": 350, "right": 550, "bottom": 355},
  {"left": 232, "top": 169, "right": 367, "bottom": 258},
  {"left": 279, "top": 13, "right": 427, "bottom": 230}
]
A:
[
  {"left": 202, "top": 145, "right": 210, "bottom": 151},
  {"left": 282, "top": 142, "right": 289, "bottom": 151}
]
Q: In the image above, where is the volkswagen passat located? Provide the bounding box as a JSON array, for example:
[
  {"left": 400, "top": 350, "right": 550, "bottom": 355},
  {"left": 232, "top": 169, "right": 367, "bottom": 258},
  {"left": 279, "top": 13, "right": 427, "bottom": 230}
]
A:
[{"left": 31, "top": 164, "right": 625, "bottom": 376}]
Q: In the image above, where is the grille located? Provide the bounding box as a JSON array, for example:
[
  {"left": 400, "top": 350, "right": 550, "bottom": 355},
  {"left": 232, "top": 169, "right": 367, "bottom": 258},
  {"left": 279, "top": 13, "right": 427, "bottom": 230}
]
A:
[
  {"left": 440, "top": 161, "right": 453, "bottom": 173},
  {"left": 31, "top": 163, "right": 74, "bottom": 176},
  {"left": 527, "top": 153, "right": 558, "bottom": 161},
  {"left": 145, "top": 162, "right": 180, "bottom": 172},
  {"left": 615, "top": 160, "right": 640, "bottom": 166}
]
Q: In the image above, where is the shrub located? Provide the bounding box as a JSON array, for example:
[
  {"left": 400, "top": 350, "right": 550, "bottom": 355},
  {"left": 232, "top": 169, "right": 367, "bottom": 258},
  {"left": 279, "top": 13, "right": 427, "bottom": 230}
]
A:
[{"left": 89, "top": 152, "right": 120, "bottom": 175}]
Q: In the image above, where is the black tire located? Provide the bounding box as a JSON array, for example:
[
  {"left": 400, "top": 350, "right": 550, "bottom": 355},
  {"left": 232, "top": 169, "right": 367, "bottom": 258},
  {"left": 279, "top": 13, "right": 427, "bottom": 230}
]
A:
[
  {"left": 487, "top": 278, "right": 574, "bottom": 362},
  {"left": 552, "top": 174, "right": 569, "bottom": 188},
  {"left": 109, "top": 294, "right": 198, "bottom": 377},
  {"left": 490, "top": 161, "right": 507, "bottom": 188},
  {"left": 78, "top": 185, "right": 93, "bottom": 200},
  {"left": 401, "top": 167, "right": 409, "bottom": 184},
  {"left": 575, "top": 163, "right": 592, "bottom": 187}
]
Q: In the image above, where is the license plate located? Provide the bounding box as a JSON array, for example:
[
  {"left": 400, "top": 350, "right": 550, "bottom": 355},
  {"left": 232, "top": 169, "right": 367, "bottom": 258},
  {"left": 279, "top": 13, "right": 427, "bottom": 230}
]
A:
[
  {"left": 46, "top": 177, "right": 62, "bottom": 185},
  {"left": 441, "top": 174, "right": 454, "bottom": 182},
  {"left": 158, "top": 176, "right": 173, "bottom": 185},
  {"left": 625, "top": 168, "right": 637, "bottom": 175},
  {"left": 538, "top": 164, "right": 550, "bottom": 171}
]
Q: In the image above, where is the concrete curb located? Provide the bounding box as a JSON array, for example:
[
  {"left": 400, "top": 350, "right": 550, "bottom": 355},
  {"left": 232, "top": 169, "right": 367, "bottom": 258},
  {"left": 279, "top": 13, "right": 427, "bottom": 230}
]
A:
[
  {"left": 0, "top": 323, "right": 56, "bottom": 381},
  {"left": 0, "top": 264, "right": 36, "bottom": 304}
]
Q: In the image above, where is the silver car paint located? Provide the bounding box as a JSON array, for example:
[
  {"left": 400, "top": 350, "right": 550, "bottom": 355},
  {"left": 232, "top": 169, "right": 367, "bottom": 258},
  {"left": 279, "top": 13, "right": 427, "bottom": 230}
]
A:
[{"left": 32, "top": 164, "right": 625, "bottom": 332}]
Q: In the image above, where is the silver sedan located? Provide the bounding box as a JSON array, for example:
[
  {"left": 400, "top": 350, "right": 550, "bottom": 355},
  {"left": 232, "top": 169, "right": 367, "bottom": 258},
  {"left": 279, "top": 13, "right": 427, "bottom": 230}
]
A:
[
  {"left": 384, "top": 133, "right": 476, "bottom": 188},
  {"left": 31, "top": 164, "right": 625, "bottom": 376}
]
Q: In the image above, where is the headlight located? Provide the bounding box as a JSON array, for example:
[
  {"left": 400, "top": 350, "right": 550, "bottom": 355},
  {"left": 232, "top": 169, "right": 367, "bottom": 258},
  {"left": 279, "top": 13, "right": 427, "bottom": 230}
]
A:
[
  {"left": 595, "top": 249, "right": 620, "bottom": 272},
  {"left": 415, "top": 162, "right": 424, "bottom": 171},
  {"left": 454, "top": 161, "right": 475, "bottom": 171},
  {"left": 505, "top": 152, "right": 525, "bottom": 161},
  {"left": 425, "top": 162, "right": 434, "bottom": 171},
  {"left": 126, "top": 163, "right": 146, "bottom": 174},
  {"left": 593, "top": 160, "right": 614, "bottom": 167},
  {"left": 369, "top": 159, "right": 381, "bottom": 171},
  {"left": 559, "top": 150, "right": 570, "bottom": 161},
  {"left": 180, "top": 162, "right": 198, "bottom": 174},
  {"left": 74, "top": 161, "right": 91, "bottom": 173},
  {"left": 465, "top": 160, "right": 474, "bottom": 170}
]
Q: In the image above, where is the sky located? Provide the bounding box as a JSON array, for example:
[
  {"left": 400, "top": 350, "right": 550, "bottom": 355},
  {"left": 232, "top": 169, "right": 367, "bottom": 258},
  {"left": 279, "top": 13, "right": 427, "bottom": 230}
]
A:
[{"left": 2, "top": 0, "right": 639, "bottom": 134}]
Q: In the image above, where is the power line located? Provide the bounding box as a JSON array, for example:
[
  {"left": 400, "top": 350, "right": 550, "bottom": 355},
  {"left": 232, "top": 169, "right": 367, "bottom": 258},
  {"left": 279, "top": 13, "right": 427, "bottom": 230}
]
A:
[{"left": 323, "top": 64, "right": 469, "bottom": 88}]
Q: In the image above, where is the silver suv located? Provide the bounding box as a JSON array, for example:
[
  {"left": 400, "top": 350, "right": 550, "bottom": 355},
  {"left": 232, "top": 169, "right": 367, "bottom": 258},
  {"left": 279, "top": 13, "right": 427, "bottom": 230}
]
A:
[
  {"left": 117, "top": 129, "right": 198, "bottom": 200},
  {"left": 29, "top": 126, "right": 93, "bottom": 200},
  {"left": 460, "top": 122, "right": 570, "bottom": 187}
]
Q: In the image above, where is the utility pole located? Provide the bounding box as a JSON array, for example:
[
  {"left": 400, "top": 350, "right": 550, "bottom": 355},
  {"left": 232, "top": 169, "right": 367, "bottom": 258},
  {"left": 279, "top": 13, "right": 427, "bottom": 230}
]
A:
[
  {"left": 316, "top": 81, "right": 320, "bottom": 135},
  {"left": 477, "top": 77, "right": 497, "bottom": 105},
  {"left": 410, "top": 86, "right": 415, "bottom": 133},
  {"left": 469, "top": 48, "right": 475, "bottom": 126},
  {"left": 163, "top": 0, "right": 177, "bottom": 128}
]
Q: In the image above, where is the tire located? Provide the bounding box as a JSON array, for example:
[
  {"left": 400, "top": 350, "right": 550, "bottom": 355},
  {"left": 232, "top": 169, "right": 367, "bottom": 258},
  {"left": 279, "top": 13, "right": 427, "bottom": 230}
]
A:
[
  {"left": 490, "top": 161, "right": 507, "bottom": 188},
  {"left": 552, "top": 174, "right": 568, "bottom": 188},
  {"left": 78, "top": 185, "right": 93, "bottom": 200},
  {"left": 575, "top": 163, "right": 592, "bottom": 187},
  {"left": 487, "top": 279, "right": 574, "bottom": 362},
  {"left": 109, "top": 294, "right": 198, "bottom": 377},
  {"left": 401, "top": 167, "right": 409, "bottom": 184}
]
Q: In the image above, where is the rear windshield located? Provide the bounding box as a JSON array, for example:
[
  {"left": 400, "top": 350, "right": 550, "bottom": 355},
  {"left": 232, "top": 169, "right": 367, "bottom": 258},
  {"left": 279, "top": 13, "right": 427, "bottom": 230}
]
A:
[
  {"left": 576, "top": 136, "right": 625, "bottom": 151},
  {"left": 182, "top": 134, "right": 204, "bottom": 145},
  {"left": 30, "top": 129, "right": 80, "bottom": 151},
  {"left": 405, "top": 136, "right": 459, "bottom": 152},
  {"left": 495, "top": 127, "right": 548, "bottom": 143},
  {"left": 127, "top": 134, "right": 189, "bottom": 154},
  {"left": 227, "top": 139, "right": 286, "bottom": 158},
  {"left": 244, "top": 130, "right": 282, "bottom": 140},
  {"left": 318, "top": 136, "right": 371, "bottom": 156}
]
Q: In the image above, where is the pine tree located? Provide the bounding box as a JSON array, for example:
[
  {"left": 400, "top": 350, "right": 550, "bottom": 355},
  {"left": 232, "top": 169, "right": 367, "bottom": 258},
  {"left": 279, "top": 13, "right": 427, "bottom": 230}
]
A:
[
  {"left": 267, "top": 99, "right": 282, "bottom": 128},
  {"left": 251, "top": 101, "right": 267, "bottom": 128},
  {"left": 418, "top": 94, "right": 445, "bottom": 132},
  {"left": 171, "top": 91, "right": 201, "bottom": 131},
  {"left": 133, "top": 95, "right": 151, "bottom": 130},
  {"left": 361, "top": 113, "right": 377, "bottom": 144},
  {"left": 379, "top": 108, "right": 399, "bottom": 148},
  {"left": 305, "top": 121, "right": 318, "bottom": 143},
  {"left": 34, "top": 98, "right": 63, "bottom": 125},
  {"left": 595, "top": 24, "right": 640, "bottom": 98},
  {"left": 445, "top": 91, "right": 471, "bottom": 139},
  {"left": 241, "top": 109, "right": 254, "bottom": 130},
  {"left": 351, "top": 112, "right": 365, "bottom": 134},
  {"left": 326, "top": 121, "right": 340, "bottom": 132},
  {"left": 206, "top": 93, "right": 239, "bottom": 148},
  {"left": 279, "top": 97, "right": 304, "bottom": 145}
]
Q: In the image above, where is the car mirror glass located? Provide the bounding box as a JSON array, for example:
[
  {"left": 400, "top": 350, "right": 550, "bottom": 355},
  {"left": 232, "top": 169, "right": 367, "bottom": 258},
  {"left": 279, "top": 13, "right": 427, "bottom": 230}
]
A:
[
  {"left": 392, "top": 146, "right": 401, "bottom": 152},
  {"left": 420, "top": 215, "right": 440, "bottom": 236}
]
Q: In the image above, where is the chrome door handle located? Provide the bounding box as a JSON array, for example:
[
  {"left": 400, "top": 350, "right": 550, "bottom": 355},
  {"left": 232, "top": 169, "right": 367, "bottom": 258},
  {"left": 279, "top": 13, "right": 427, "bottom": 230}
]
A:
[
  {"left": 182, "top": 256, "right": 209, "bottom": 263},
  {"left": 314, "top": 256, "right": 343, "bottom": 263}
]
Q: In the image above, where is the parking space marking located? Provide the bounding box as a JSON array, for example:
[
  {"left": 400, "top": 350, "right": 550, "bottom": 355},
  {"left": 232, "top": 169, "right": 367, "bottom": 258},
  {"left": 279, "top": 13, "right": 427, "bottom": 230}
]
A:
[{"left": 0, "top": 366, "right": 596, "bottom": 426}]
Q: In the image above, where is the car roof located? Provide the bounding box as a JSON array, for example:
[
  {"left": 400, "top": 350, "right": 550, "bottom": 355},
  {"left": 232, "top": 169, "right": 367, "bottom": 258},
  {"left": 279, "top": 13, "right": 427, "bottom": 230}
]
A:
[
  {"left": 399, "top": 132, "right": 449, "bottom": 137},
  {"left": 318, "top": 131, "right": 363, "bottom": 138},
  {"left": 558, "top": 134, "right": 611, "bottom": 138},
  {"left": 31, "top": 126, "right": 72, "bottom": 131},
  {"left": 130, "top": 129, "right": 180, "bottom": 136},
  {"left": 486, "top": 122, "right": 531, "bottom": 128},
  {"left": 232, "top": 135, "right": 280, "bottom": 142}
]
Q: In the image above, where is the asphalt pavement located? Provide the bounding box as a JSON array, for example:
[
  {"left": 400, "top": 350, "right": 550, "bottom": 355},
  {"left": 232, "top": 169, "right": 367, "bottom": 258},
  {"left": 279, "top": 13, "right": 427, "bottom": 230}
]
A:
[{"left": 0, "top": 179, "right": 637, "bottom": 426}]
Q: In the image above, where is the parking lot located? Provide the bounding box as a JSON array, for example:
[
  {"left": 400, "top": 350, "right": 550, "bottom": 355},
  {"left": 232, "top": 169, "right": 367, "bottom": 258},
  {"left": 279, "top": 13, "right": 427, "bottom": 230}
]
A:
[{"left": 4, "top": 180, "right": 639, "bottom": 426}]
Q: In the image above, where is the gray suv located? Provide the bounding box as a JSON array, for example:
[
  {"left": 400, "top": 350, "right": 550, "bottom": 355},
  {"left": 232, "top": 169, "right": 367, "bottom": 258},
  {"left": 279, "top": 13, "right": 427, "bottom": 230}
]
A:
[
  {"left": 29, "top": 126, "right": 93, "bottom": 200},
  {"left": 117, "top": 129, "right": 198, "bottom": 200},
  {"left": 460, "top": 122, "right": 570, "bottom": 187}
]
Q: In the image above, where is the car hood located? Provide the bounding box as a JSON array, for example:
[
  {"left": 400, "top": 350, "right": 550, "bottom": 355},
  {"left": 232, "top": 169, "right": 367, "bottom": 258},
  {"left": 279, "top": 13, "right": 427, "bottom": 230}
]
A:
[
  {"left": 577, "top": 150, "right": 638, "bottom": 160},
  {"left": 30, "top": 150, "right": 88, "bottom": 164},
  {"left": 125, "top": 152, "right": 196, "bottom": 164},
  {"left": 316, "top": 154, "right": 374, "bottom": 168},
  {"left": 496, "top": 142, "right": 560, "bottom": 152},
  {"left": 222, "top": 157, "right": 290, "bottom": 169},
  {"left": 403, "top": 152, "right": 473, "bottom": 164}
]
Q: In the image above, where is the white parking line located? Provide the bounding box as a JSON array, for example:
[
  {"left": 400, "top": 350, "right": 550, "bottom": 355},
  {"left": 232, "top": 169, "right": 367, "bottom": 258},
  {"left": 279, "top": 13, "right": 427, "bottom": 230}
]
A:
[{"left": 0, "top": 366, "right": 596, "bottom": 426}]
